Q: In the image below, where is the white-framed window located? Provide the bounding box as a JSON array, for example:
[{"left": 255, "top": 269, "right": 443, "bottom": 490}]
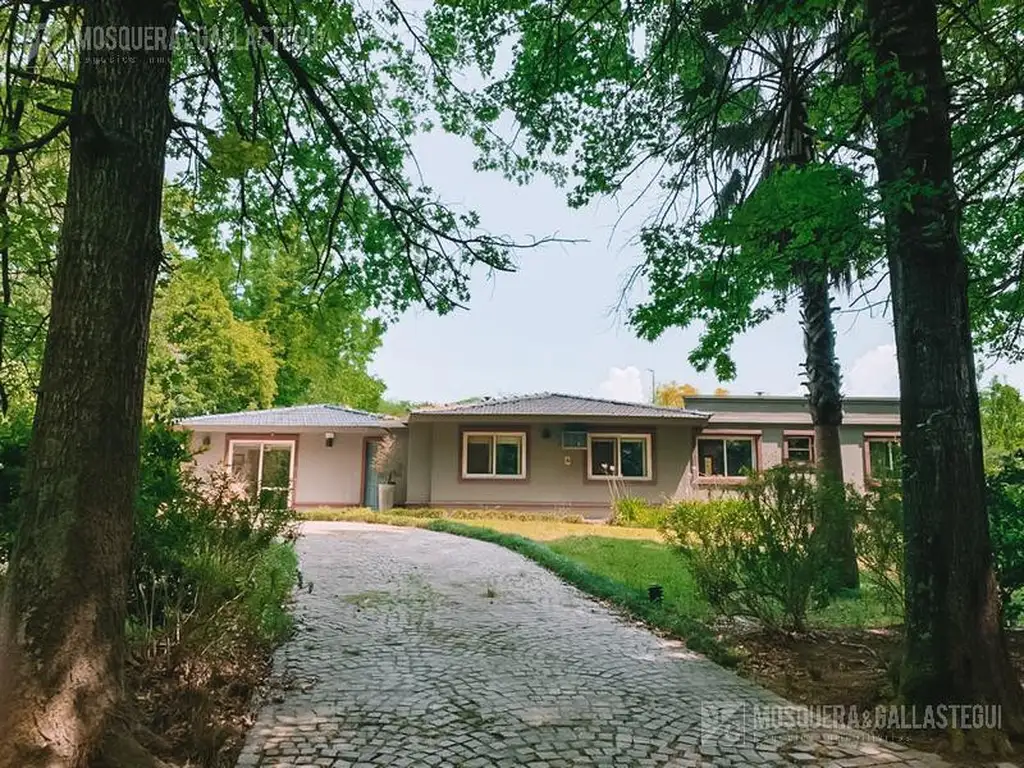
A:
[
  {"left": 461, "top": 432, "right": 527, "bottom": 479},
  {"left": 587, "top": 434, "right": 652, "bottom": 480},
  {"left": 227, "top": 439, "right": 296, "bottom": 506},
  {"left": 783, "top": 434, "right": 815, "bottom": 464},
  {"left": 696, "top": 435, "right": 756, "bottom": 478}
]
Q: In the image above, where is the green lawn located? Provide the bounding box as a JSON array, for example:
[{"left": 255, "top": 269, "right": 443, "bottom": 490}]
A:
[{"left": 546, "top": 536, "right": 709, "bottom": 620}]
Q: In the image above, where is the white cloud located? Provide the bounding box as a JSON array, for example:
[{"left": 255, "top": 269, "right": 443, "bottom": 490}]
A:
[
  {"left": 845, "top": 344, "right": 899, "bottom": 396},
  {"left": 598, "top": 366, "right": 646, "bottom": 402}
]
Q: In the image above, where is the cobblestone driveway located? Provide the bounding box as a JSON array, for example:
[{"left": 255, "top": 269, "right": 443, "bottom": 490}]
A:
[{"left": 237, "top": 522, "right": 952, "bottom": 768}]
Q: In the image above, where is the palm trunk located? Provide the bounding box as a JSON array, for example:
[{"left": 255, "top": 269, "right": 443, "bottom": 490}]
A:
[
  {"left": 0, "top": 1, "right": 178, "bottom": 765},
  {"left": 800, "top": 271, "right": 858, "bottom": 589},
  {"left": 779, "top": 49, "right": 858, "bottom": 590},
  {"left": 867, "top": 0, "right": 1024, "bottom": 737}
]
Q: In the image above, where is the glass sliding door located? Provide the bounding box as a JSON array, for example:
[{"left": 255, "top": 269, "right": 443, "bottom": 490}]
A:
[{"left": 227, "top": 439, "right": 295, "bottom": 506}]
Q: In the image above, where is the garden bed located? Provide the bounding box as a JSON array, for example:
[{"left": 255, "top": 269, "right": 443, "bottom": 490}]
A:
[{"left": 727, "top": 626, "right": 1024, "bottom": 763}]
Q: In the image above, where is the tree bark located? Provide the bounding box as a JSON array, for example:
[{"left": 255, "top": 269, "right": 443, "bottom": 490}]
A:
[
  {"left": 0, "top": 1, "right": 178, "bottom": 765},
  {"left": 867, "top": 0, "right": 1024, "bottom": 734},
  {"left": 778, "top": 45, "right": 858, "bottom": 590},
  {"left": 800, "top": 271, "right": 858, "bottom": 590}
]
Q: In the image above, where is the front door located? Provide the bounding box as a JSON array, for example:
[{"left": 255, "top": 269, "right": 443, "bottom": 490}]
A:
[{"left": 363, "top": 440, "right": 379, "bottom": 509}]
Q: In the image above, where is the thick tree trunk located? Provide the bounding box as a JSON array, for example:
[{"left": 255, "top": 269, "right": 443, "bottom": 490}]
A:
[
  {"left": 800, "top": 272, "right": 858, "bottom": 590},
  {"left": 0, "top": 1, "right": 177, "bottom": 765},
  {"left": 867, "top": 0, "right": 1024, "bottom": 735}
]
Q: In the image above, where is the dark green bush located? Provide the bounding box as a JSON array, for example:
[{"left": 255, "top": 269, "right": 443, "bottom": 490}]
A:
[
  {"left": 987, "top": 451, "right": 1024, "bottom": 626},
  {"left": 662, "top": 468, "right": 832, "bottom": 631}
]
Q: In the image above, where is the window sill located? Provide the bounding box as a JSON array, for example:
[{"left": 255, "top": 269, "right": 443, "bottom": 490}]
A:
[
  {"left": 461, "top": 475, "right": 527, "bottom": 481},
  {"left": 587, "top": 475, "right": 654, "bottom": 483},
  {"left": 695, "top": 476, "right": 750, "bottom": 486}
]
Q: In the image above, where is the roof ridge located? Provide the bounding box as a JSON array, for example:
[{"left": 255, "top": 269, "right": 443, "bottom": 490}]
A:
[
  {"left": 411, "top": 391, "right": 709, "bottom": 416},
  {"left": 185, "top": 402, "right": 323, "bottom": 420}
]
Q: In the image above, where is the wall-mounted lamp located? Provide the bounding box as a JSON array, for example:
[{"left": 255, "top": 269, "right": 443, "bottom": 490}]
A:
[
  {"left": 200, "top": 434, "right": 211, "bottom": 448},
  {"left": 325, "top": 431, "right": 335, "bottom": 448}
]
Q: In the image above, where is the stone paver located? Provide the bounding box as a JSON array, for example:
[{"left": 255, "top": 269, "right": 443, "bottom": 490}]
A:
[{"left": 236, "top": 522, "right": 954, "bottom": 767}]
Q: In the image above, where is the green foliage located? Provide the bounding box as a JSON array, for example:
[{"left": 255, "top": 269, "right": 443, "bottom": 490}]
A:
[
  {"left": 986, "top": 452, "right": 1024, "bottom": 626},
  {"left": 633, "top": 164, "right": 876, "bottom": 378},
  {"left": 850, "top": 477, "right": 905, "bottom": 617},
  {"left": 662, "top": 468, "right": 832, "bottom": 631},
  {"left": 145, "top": 262, "right": 279, "bottom": 418},
  {"left": 979, "top": 378, "right": 1024, "bottom": 466},
  {"left": 131, "top": 423, "right": 299, "bottom": 655},
  {"left": 229, "top": 240, "right": 385, "bottom": 410},
  {"left": 428, "top": 0, "right": 881, "bottom": 378},
  {"left": 609, "top": 497, "right": 672, "bottom": 528},
  {"left": 3, "top": 0, "right": 533, "bottom": 421}
]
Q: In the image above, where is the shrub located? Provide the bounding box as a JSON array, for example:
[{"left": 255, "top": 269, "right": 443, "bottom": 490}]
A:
[
  {"left": 851, "top": 477, "right": 904, "bottom": 616},
  {"left": 987, "top": 451, "right": 1024, "bottom": 626},
  {"left": 602, "top": 473, "right": 672, "bottom": 528},
  {"left": 661, "top": 498, "right": 748, "bottom": 611},
  {"left": 130, "top": 428, "right": 299, "bottom": 654},
  {"left": 609, "top": 496, "right": 672, "bottom": 528},
  {"left": 662, "top": 467, "right": 833, "bottom": 631}
]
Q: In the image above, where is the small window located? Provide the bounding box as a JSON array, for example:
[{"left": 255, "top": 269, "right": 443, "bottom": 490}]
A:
[
  {"left": 588, "top": 434, "right": 652, "bottom": 480},
  {"left": 462, "top": 432, "right": 526, "bottom": 479},
  {"left": 784, "top": 435, "right": 815, "bottom": 464},
  {"left": 867, "top": 438, "right": 901, "bottom": 480},
  {"left": 697, "top": 436, "right": 755, "bottom": 478}
]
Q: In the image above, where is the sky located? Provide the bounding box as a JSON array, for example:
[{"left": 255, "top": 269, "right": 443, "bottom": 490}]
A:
[{"left": 369, "top": 130, "right": 1024, "bottom": 405}]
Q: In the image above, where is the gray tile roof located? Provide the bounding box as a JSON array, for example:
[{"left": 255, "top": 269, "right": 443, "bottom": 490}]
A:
[
  {"left": 411, "top": 392, "right": 709, "bottom": 419},
  {"left": 177, "top": 404, "right": 404, "bottom": 430}
]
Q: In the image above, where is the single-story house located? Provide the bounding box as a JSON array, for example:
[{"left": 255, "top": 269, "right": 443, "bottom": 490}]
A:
[
  {"left": 180, "top": 404, "right": 407, "bottom": 509},
  {"left": 177, "top": 392, "right": 901, "bottom": 517}
]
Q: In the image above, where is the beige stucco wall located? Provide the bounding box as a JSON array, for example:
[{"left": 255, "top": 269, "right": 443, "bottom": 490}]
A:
[
  {"left": 184, "top": 426, "right": 400, "bottom": 507},
  {"left": 408, "top": 417, "right": 699, "bottom": 513},
  {"left": 405, "top": 421, "right": 434, "bottom": 505},
  {"left": 683, "top": 396, "right": 901, "bottom": 497}
]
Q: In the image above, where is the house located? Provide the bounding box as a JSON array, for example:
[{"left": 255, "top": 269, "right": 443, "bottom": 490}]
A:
[
  {"left": 180, "top": 404, "right": 406, "bottom": 508},
  {"left": 178, "top": 392, "right": 901, "bottom": 516},
  {"left": 683, "top": 395, "right": 901, "bottom": 492}
]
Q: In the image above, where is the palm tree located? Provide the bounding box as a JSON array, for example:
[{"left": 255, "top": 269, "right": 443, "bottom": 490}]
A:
[{"left": 713, "top": 23, "right": 860, "bottom": 588}]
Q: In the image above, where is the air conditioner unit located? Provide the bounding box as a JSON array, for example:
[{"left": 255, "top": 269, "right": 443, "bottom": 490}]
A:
[{"left": 561, "top": 430, "right": 588, "bottom": 450}]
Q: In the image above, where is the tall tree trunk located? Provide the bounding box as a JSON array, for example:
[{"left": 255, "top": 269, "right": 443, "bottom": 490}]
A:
[
  {"left": 0, "top": 1, "right": 178, "bottom": 765},
  {"left": 779, "top": 47, "right": 858, "bottom": 590},
  {"left": 867, "top": 0, "right": 1024, "bottom": 737},
  {"left": 800, "top": 272, "right": 858, "bottom": 589}
]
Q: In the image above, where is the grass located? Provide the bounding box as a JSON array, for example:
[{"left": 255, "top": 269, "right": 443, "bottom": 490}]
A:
[
  {"left": 301, "top": 506, "right": 588, "bottom": 523},
  {"left": 810, "top": 578, "right": 902, "bottom": 629},
  {"left": 301, "top": 507, "right": 661, "bottom": 541},
  {"left": 546, "top": 536, "right": 708, "bottom": 620}
]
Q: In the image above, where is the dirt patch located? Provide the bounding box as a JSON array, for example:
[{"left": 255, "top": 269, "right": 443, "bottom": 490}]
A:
[
  {"left": 719, "top": 625, "right": 1024, "bottom": 765},
  {"left": 124, "top": 644, "right": 273, "bottom": 768}
]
